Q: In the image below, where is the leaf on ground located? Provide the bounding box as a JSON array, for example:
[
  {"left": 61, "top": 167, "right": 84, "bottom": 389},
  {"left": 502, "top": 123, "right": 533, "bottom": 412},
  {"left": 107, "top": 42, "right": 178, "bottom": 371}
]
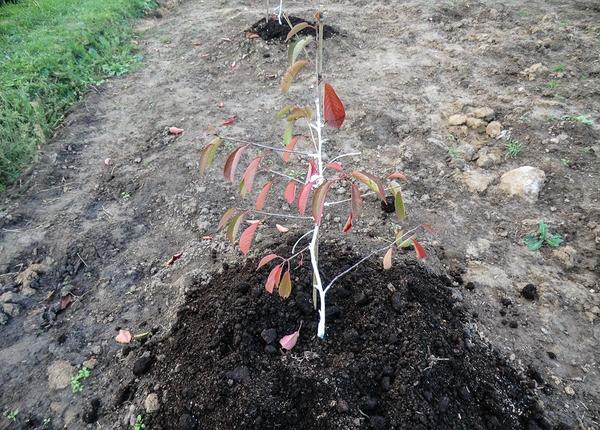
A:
[
  {"left": 165, "top": 251, "right": 184, "bottom": 266},
  {"left": 383, "top": 247, "right": 393, "bottom": 270},
  {"left": 115, "top": 329, "right": 132, "bottom": 344},
  {"left": 276, "top": 224, "right": 289, "bottom": 233},
  {"left": 280, "top": 322, "right": 302, "bottom": 350},
  {"left": 222, "top": 116, "right": 237, "bottom": 126},
  {"left": 168, "top": 127, "right": 184, "bottom": 135}
]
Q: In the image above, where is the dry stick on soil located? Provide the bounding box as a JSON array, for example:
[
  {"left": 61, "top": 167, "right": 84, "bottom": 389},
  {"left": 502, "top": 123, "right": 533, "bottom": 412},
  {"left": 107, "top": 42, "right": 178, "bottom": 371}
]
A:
[{"left": 199, "top": 8, "right": 429, "bottom": 339}]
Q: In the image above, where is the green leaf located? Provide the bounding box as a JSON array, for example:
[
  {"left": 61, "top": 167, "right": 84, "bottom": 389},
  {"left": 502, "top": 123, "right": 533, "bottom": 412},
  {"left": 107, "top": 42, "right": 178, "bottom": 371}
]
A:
[
  {"left": 538, "top": 222, "right": 548, "bottom": 240},
  {"left": 524, "top": 234, "right": 544, "bottom": 251},
  {"left": 291, "top": 36, "right": 313, "bottom": 65},
  {"left": 394, "top": 189, "right": 406, "bottom": 221},
  {"left": 283, "top": 122, "right": 293, "bottom": 146},
  {"left": 545, "top": 234, "right": 563, "bottom": 248},
  {"left": 276, "top": 105, "right": 294, "bottom": 120}
]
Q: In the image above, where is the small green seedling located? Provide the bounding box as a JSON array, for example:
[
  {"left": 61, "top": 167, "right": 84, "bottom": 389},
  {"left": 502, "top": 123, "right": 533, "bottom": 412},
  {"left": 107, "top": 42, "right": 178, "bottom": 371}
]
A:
[
  {"left": 524, "top": 222, "right": 563, "bottom": 251},
  {"left": 546, "top": 80, "right": 559, "bottom": 90},
  {"left": 552, "top": 64, "right": 565, "bottom": 73},
  {"left": 3, "top": 409, "right": 19, "bottom": 422},
  {"left": 70, "top": 367, "right": 91, "bottom": 394},
  {"left": 120, "top": 191, "right": 131, "bottom": 200},
  {"left": 505, "top": 140, "right": 522, "bottom": 158},
  {"left": 563, "top": 114, "right": 593, "bottom": 126},
  {"left": 133, "top": 415, "right": 145, "bottom": 430},
  {"left": 447, "top": 147, "right": 461, "bottom": 159}
]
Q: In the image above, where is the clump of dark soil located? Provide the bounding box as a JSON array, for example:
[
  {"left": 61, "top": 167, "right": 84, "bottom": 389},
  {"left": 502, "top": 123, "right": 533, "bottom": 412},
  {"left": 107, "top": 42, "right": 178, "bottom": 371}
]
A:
[
  {"left": 249, "top": 15, "right": 337, "bottom": 42},
  {"left": 146, "top": 250, "right": 547, "bottom": 429}
]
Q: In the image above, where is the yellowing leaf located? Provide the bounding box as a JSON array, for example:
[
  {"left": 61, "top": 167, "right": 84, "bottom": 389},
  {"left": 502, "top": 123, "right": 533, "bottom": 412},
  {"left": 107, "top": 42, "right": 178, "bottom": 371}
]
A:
[
  {"left": 291, "top": 36, "right": 313, "bottom": 65},
  {"left": 199, "top": 137, "right": 223, "bottom": 175},
  {"left": 281, "top": 60, "right": 309, "bottom": 94},
  {"left": 286, "top": 22, "right": 313, "bottom": 41},
  {"left": 279, "top": 270, "right": 292, "bottom": 298}
]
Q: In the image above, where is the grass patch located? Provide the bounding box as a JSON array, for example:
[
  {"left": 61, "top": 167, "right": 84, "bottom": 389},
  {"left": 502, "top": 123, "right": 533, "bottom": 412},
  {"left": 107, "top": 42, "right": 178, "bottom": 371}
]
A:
[{"left": 0, "top": 0, "right": 158, "bottom": 190}]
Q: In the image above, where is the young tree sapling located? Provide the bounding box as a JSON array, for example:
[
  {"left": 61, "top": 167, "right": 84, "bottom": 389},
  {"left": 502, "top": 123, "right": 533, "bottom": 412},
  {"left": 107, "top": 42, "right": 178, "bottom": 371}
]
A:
[{"left": 200, "top": 11, "right": 429, "bottom": 339}]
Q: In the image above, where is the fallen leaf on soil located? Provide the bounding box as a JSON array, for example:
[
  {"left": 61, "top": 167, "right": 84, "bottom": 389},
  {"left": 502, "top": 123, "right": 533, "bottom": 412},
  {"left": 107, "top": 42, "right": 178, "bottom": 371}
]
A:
[
  {"left": 201, "top": 235, "right": 213, "bottom": 240},
  {"left": 245, "top": 32, "right": 259, "bottom": 39},
  {"left": 276, "top": 224, "right": 289, "bottom": 233},
  {"left": 59, "top": 294, "right": 73, "bottom": 310},
  {"left": 222, "top": 116, "right": 237, "bottom": 126},
  {"left": 383, "top": 247, "right": 393, "bottom": 270},
  {"left": 168, "top": 127, "right": 184, "bottom": 135},
  {"left": 165, "top": 252, "right": 184, "bottom": 266},
  {"left": 115, "top": 329, "right": 132, "bottom": 344},
  {"left": 280, "top": 322, "right": 302, "bottom": 350}
]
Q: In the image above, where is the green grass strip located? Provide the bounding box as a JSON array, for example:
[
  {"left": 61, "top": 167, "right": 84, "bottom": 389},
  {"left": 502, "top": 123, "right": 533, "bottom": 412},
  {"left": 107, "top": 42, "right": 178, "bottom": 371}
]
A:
[{"left": 0, "top": 0, "right": 158, "bottom": 190}]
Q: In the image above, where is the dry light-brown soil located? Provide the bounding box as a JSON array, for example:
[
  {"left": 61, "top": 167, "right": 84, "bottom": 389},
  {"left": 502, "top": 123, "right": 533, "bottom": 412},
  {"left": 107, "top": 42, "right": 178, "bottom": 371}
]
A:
[{"left": 1, "top": 0, "right": 599, "bottom": 429}]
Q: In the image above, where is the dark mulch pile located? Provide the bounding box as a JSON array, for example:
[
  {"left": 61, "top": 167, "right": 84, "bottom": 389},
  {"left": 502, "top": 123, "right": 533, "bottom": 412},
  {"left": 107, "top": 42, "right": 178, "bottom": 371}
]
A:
[
  {"left": 249, "top": 15, "right": 337, "bottom": 42},
  {"left": 145, "top": 249, "right": 550, "bottom": 429}
]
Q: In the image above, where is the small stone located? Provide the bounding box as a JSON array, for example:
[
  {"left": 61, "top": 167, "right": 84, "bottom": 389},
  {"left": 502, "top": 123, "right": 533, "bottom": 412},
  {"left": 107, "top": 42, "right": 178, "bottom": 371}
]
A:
[
  {"left": 144, "top": 393, "right": 160, "bottom": 413},
  {"left": 0, "top": 291, "right": 20, "bottom": 303},
  {"left": 466, "top": 117, "right": 487, "bottom": 133},
  {"left": 370, "top": 415, "right": 386, "bottom": 430},
  {"left": 261, "top": 328, "right": 277, "bottom": 344},
  {"left": 547, "top": 351, "right": 557, "bottom": 360},
  {"left": 83, "top": 357, "right": 98, "bottom": 370},
  {"left": 462, "top": 170, "right": 495, "bottom": 193},
  {"left": 0, "top": 311, "right": 8, "bottom": 325},
  {"left": 132, "top": 355, "right": 154, "bottom": 376},
  {"left": 2, "top": 303, "right": 21, "bottom": 317},
  {"left": 486, "top": 121, "right": 502, "bottom": 138},
  {"left": 390, "top": 293, "right": 403, "bottom": 313},
  {"left": 499, "top": 166, "right": 546, "bottom": 201},
  {"left": 471, "top": 107, "right": 495, "bottom": 121},
  {"left": 523, "top": 63, "right": 549, "bottom": 80},
  {"left": 354, "top": 291, "right": 370, "bottom": 306},
  {"left": 336, "top": 399, "right": 349, "bottom": 414},
  {"left": 552, "top": 246, "right": 576, "bottom": 269},
  {"left": 134, "top": 157, "right": 142, "bottom": 163},
  {"left": 521, "top": 284, "right": 539, "bottom": 301},
  {"left": 476, "top": 147, "right": 502, "bottom": 168},
  {"left": 48, "top": 360, "right": 74, "bottom": 390},
  {"left": 448, "top": 114, "right": 467, "bottom": 126},
  {"left": 564, "top": 386, "right": 575, "bottom": 396}
]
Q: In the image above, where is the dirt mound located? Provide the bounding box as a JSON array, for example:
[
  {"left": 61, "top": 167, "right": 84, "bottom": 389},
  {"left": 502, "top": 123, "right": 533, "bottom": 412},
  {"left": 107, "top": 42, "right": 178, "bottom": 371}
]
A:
[
  {"left": 145, "top": 251, "right": 546, "bottom": 429},
  {"left": 249, "top": 15, "right": 337, "bottom": 42}
]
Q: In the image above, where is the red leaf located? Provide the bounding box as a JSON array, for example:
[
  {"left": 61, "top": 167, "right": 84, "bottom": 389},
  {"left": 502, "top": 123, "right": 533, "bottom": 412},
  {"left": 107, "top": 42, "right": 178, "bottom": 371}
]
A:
[
  {"left": 342, "top": 213, "right": 353, "bottom": 233},
  {"left": 168, "top": 127, "right": 184, "bottom": 135},
  {"left": 351, "top": 183, "right": 362, "bottom": 219},
  {"left": 279, "top": 322, "right": 302, "bottom": 350},
  {"left": 257, "top": 254, "right": 280, "bottom": 270},
  {"left": 222, "top": 116, "right": 237, "bottom": 126},
  {"left": 388, "top": 171, "right": 409, "bottom": 181},
  {"left": 218, "top": 208, "right": 239, "bottom": 230},
  {"left": 305, "top": 159, "right": 318, "bottom": 183},
  {"left": 311, "top": 181, "right": 332, "bottom": 225},
  {"left": 412, "top": 239, "right": 427, "bottom": 259},
  {"left": 241, "top": 156, "right": 263, "bottom": 195},
  {"left": 255, "top": 181, "right": 272, "bottom": 210},
  {"left": 323, "top": 83, "right": 346, "bottom": 129},
  {"left": 115, "top": 329, "right": 132, "bottom": 344},
  {"left": 297, "top": 182, "right": 313, "bottom": 215},
  {"left": 223, "top": 146, "right": 247, "bottom": 183},
  {"left": 165, "top": 251, "right": 184, "bottom": 266},
  {"left": 284, "top": 180, "right": 297, "bottom": 204},
  {"left": 246, "top": 32, "right": 260, "bottom": 39},
  {"left": 325, "top": 161, "right": 343, "bottom": 172},
  {"left": 282, "top": 136, "right": 300, "bottom": 162},
  {"left": 239, "top": 221, "right": 260, "bottom": 255},
  {"left": 265, "top": 264, "right": 283, "bottom": 293}
]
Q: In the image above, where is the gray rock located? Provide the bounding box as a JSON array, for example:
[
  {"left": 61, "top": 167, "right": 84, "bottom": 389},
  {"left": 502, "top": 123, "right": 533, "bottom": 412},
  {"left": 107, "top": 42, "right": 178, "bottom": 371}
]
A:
[
  {"left": 499, "top": 166, "right": 546, "bottom": 201},
  {"left": 48, "top": 360, "right": 74, "bottom": 390},
  {"left": 486, "top": 121, "right": 502, "bottom": 138},
  {"left": 466, "top": 117, "right": 487, "bottom": 133},
  {"left": 552, "top": 245, "right": 576, "bottom": 269},
  {"left": 0, "top": 311, "right": 8, "bottom": 325},
  {"left": 462, "top": 170, "right": 496, "bottom": 193},
  {"left": 2, "top": 303, "right": 21, "bottom": 317},
  {"left": 448, "top": 114, "right": 467, "bottom": 126},
  {"left": 471, "top": 107, "right": 495, "bottom": 121},
  {"left": 476, "top": 147, "right": 502, "bottom": 168},
  {"left": 261, "top": 328, "right": 277, "bottom": 344},
  {"left": 144, "top": 393, "right": 160, "bottom": 413}
]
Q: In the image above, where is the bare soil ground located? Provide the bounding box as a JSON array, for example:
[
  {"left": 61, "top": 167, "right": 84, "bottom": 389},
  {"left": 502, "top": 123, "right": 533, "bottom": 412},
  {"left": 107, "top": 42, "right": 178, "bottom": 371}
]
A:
[{"left": 1, "top": 0, "right": 598, "bottom": 429}]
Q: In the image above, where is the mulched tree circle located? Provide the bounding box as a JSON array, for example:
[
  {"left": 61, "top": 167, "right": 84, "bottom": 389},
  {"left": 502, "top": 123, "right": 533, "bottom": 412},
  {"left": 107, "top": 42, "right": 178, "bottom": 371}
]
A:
[
  {"left": 142, "top": 249, "right": 549, "bottom": 429},
  {"left": 249, "top": 16, "right": 337, "bottom": 42}
]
